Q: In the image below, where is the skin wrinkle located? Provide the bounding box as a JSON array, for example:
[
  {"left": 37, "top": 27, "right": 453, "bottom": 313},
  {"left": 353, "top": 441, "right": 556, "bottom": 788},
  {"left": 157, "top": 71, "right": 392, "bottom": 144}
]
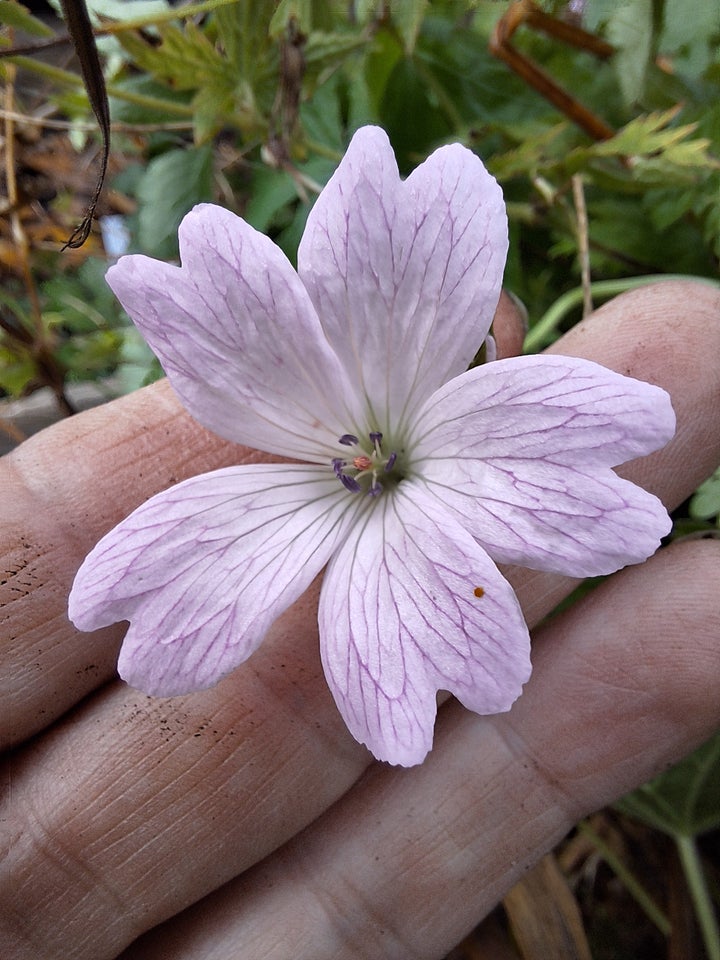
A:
[
  {"left": 62, "top": 612, "right": 352, "bottom": 940},
  {"left": 5, "top": 804, "right": 127, "bottom": 956},
  {"left": 488, "top": 716, "right": 585, "bottom": 832},
  {"left": 83, "top": 731, "right": 210, "bottom": 857}
]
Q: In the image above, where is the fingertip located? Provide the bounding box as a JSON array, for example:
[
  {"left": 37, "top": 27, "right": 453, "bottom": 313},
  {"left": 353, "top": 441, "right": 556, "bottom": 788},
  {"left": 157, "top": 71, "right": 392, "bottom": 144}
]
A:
[{"left": 492, "top": 290, "right": 528, "bottom": 359}]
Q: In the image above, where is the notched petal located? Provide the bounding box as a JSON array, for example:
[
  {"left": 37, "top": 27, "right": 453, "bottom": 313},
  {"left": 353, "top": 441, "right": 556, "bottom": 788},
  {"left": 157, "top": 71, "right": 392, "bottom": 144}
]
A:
[
  {"left": 318, "top": 484, "right": 531, "bottom": 766},
  {"left": 69, "top": 465, "right": 357, "bottom": 695},
  {"left": 298, "top": 126, "right": 508, "bottom": 432},
  {"left": 106, "top": 205, "right": 354, "bottom": 461},
  {"left": 413, "top": 355, "right": 675, "bottom": 576}
]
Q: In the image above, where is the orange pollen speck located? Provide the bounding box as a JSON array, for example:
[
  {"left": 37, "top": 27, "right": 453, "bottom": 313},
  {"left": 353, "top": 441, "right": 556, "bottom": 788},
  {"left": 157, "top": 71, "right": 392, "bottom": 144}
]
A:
[
  {"left": 473, "top": 586, "right": 485, "bottom": 598},
  {"left": 353, "top": 455, "right": 373, "bottom": 471}
]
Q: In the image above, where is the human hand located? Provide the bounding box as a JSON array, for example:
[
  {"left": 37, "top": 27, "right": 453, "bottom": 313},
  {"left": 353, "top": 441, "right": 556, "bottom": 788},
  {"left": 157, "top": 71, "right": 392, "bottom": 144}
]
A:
[{"left": 1, "top": 281, "right": 719, "bottom": 959}]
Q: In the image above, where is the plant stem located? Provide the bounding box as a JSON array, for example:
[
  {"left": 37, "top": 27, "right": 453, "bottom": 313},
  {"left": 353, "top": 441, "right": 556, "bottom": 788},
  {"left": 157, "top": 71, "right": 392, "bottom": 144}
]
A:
[
  {"left": 578, "top": 820, "right": 671, "bottom": 936},
  {"left": 6, "top": 56, "right": 195, "bottom": 116},
  {"left": 676, "top": 834, "right": 720, "bottom": 960},
  {"left": 524, "top": 275, "right": 720, "bottom": 353}
]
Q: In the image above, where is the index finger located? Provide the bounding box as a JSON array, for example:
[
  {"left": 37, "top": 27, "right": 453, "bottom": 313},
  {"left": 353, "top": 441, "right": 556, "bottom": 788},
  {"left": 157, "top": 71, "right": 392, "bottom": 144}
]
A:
[{"left": 0, "top": 381, "right": 238, "bottom": 748}]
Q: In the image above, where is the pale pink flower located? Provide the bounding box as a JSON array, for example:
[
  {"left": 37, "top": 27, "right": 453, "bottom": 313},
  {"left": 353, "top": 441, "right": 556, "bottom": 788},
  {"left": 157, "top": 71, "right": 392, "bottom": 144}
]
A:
[{"left": 69, "top": 127, "right": 674, "bottom": 765}]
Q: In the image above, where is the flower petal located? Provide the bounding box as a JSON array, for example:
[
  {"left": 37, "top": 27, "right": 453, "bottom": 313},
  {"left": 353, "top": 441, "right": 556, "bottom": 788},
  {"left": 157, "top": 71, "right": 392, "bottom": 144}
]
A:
[
  {"left": 106, "top": 205, "right": 356, "bottom": 461},
  {"left": 69, "top": 465, "right": 359, "bottom": 695},
  {"left": 411, "top": 355, "right": 675, "bottom": 576},
  {"left": 318, "top": 483, "right": 531, "bottom": 766},
  {"left": 298, "top": 126, "right": 507, "bottom": 435}
]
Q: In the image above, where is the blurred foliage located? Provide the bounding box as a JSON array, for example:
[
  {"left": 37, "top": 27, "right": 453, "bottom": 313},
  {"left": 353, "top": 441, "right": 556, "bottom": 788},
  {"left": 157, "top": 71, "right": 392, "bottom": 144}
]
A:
[
  {"left": 0, "top": 1, "right": 719, "bottom": 952},
  {"left": 617, "top": 733, "right": 720, "bottom": 840},
  {"left": 690, "top": 466, "right": 720, "bottom": 527},
  {"left": 1, "top": 0, "right": 718, "bottom": 397}
]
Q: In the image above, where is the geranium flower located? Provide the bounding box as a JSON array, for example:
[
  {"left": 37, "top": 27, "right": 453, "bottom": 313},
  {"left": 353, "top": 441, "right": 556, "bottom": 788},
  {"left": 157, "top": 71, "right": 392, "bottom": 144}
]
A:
[{"left": 69, "top": 126, "right": 674, "bottom": 766}]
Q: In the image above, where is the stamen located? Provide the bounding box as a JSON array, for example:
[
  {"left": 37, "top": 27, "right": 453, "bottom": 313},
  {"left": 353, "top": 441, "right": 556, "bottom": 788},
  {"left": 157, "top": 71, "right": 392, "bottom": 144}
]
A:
[
  {"left": 340, "top": 474, "right": 361, "bottom": 493},
  {"left": 332, "top": 431, "right": 400, "bottom": 498}
]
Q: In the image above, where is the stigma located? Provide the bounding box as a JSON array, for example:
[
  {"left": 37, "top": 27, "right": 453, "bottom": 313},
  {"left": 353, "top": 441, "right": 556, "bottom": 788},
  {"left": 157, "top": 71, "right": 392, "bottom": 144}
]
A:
[{"left": 332, "top": 431, "right": 400, "bottom": 497}]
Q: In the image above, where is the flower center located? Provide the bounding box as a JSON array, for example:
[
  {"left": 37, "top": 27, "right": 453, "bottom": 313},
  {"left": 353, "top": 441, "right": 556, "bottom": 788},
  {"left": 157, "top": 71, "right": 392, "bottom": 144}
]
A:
[{"left": 332, "top": 431, "right": 401, "bottom": 497}]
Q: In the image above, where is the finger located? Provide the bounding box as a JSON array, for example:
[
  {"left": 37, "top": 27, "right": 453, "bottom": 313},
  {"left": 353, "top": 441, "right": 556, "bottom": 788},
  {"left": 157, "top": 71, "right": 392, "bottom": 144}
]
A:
[
  {"left": 493, "top": 289, "right": 527, "bottom": 359},
  {"left": 0, "top": 292, "right": 524, "bottom": 750},
  {"left": 1, "top": 280, "right": 718, "bottom": 960},
  {"left": 122, "top": 538, "right": 720, "bottom": 960},
  {"left": 546, "top": 279, "right": 719, "bottom": 510},
  {"left": 0, "top": 382, "right": 248, "bottom": 747}
]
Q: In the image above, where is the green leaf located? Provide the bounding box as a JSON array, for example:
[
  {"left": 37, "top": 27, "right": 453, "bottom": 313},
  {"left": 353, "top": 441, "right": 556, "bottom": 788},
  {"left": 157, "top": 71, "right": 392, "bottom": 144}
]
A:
[
  {"left": 299, "top": 71, "right": 346, "bottom": 149},
  {"left": 378, "top": 54, "right": 452, "bottom": 171},
  {"left": 114, "top": 326, "right": 163, "bottom": 394},
  {"left": 689, "top": 467, "right": 720, "bottom": 521},
  {"left": 659, "top": 0, "right": 720, "bottom": 78},
  {"left": 268, "top": 0, "right": 313, "bottom": 37},
  {"left": 0, "top": 352, "right": 35, "bottom": 396},
  {"left": 136, "top": 145, "right": 214, "bottom": 258},
  {"left": 117, "top": 20, "right": 230, "bottom": 92},
  {"left": 0, "top": 0, "right": 55, "bottom": 36},
  {"left": 213, "top": 0, "right": 276, "bottom": 85},
  {"left": 107, "top": 75, "right": 193, "bottom": 125},
  {"left": 57, "top": 328, "right": 124, "bottom": 380},
  {"left": 391, "top": 0, "right": 429, "bottom": 54},
  {"left": 605, "top": 0, "right": 654, "bottom": 107},
  {"left": 590, "top": 108, "right": 703, "bottom": 160},
  {"left": 243, "top": 166, "right": 301, "bottom": 233},
  {"left": 303, "top": 31, "right": 369, "bottom": 94},
  {"left": 617, "top": 732, "right": 720, "bottom": 838}
]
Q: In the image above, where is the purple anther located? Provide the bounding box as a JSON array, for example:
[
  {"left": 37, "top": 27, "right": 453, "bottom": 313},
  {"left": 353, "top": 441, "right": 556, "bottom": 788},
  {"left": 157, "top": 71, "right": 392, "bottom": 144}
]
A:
[
  {"left": 384, "top": 452, "right": 397, "bottom": 472},
  {"left": 332, "top": 458, "right": 346, "bottom": 477},
  {"left": 339, "top": 473, "right": 362, "bottom": 493},
  {"left": 338, "top": 434, "right": 359, "bottom": 446},
  {"left": 368, "top": 480, "right": 383, "bottom": 497},
  {"left": 369, "top": 431, "right": 383, "bottom": 445}
]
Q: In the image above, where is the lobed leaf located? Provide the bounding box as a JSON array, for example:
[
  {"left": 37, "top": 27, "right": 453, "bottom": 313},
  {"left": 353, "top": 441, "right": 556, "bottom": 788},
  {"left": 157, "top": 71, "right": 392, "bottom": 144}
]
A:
[{"left": 617, "top": 733, "right": 720, "bottom": 838}]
